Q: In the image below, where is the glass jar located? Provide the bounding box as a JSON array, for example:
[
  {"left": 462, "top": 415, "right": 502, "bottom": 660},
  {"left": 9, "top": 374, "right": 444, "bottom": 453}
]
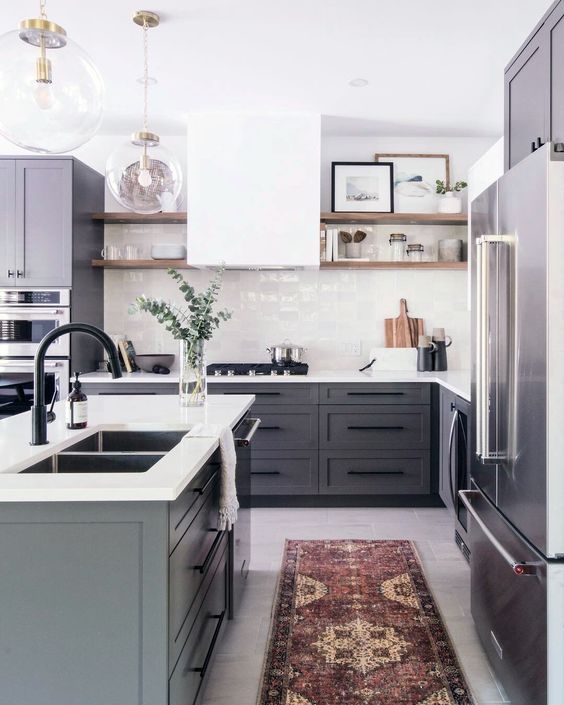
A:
[
  {"left": 406, "top": 244, "right": 424, "bottom": 262},
  {"left": 179, "top": 339, "right": 207, "bottom": 407},
  {"left": 389, "top": 233, "right": 407, "bottom": 262}
]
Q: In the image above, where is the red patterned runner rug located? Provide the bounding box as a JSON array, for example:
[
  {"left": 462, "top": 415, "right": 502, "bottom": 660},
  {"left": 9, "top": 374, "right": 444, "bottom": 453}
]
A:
[{"left": 258, "top": 540, "right": 474, "bottom": 705}]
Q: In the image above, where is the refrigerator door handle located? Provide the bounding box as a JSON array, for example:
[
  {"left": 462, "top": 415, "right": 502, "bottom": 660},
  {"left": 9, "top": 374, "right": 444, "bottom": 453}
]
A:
[
  {"left": 458, "top": 490, "right": 537, "bottom": 576},
  {"left": 475, "top": 234, "right": 510, "bottom": 463}
]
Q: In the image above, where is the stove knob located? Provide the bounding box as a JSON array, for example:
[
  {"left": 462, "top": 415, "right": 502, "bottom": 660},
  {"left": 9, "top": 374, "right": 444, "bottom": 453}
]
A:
[
  {"left": 248, "top": 369, "right": 256, "bottom": 376},
  {"left": 214, "top": 370, "right": 223, "bottom": 376},
  {"left": 270, "top": 369, "right": 279, "bottom": 376},
  {"left": 283, "top": 369, "right": 291, "bottom": 376},
  {"left": 227, "top": 369, "right": 235, "bottom": 376}
]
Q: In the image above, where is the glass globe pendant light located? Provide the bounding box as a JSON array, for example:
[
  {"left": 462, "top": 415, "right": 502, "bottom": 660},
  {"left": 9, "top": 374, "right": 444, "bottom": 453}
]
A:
[
  {"left": 105, "top": 11, "right": 182, "bottom": 214},
  {"left": 0, "top": 0, "right": 104, "bottom": 153}
]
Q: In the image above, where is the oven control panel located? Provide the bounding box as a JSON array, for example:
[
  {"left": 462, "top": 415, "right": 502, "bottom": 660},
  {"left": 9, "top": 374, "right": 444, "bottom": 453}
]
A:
[{"left": 0, "top": 289, "right": 70, "bottom": 306}]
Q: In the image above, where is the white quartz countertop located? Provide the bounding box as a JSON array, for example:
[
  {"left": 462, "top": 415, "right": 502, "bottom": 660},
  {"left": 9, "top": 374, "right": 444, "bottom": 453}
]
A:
[
  {"left": 81, "top": 369, "right": 470, "bottom": 401},
  {"left": 0, "top": 394, "right": 254, "bottom": 503}
]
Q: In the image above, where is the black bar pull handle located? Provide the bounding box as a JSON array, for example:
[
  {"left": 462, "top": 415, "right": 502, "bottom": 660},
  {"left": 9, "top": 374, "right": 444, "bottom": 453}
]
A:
[
  {"left": 347, "top": 392, "right": 404, "bottom": 396},
  {"left": 259, "top": 425, "right": 281, "bottom": 430},
  {"left": 221, "top": 391, "right": 281, "bottom": 396},
  {"left": 347, "top": 425, "right": 405, "bottom": 431},
  {"left": 194, "top": 610, "right": 226, "bottom": 678},
  {"left": 191, "top": 468, "right": 219, "bottom": 496},
  {"left": 251, "top": 471, "right": 281, "bottom": 475},
  {"left": 347, "top": 470, "right": 404, "bottom": 476},
  {"left": 194, "top": 530, "right": 224, "bottom": 574}
]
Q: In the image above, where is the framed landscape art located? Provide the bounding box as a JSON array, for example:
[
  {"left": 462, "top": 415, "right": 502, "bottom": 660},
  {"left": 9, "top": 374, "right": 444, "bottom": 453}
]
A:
[
  {"left": 374, "top": 153, "right": 449, "bottom": 213},
  {"left": 331, "top": 161, "right": 394, "bottom": 213}
]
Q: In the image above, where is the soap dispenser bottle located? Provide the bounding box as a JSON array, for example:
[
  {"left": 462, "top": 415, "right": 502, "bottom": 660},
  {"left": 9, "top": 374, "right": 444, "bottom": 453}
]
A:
[{"left": 66, "top": 372, "right": 88, "bottom": 430}]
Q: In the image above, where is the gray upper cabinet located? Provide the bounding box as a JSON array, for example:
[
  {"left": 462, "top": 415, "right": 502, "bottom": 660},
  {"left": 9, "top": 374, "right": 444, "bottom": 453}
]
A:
[
  {"left": 548, "top": 3, "right": 564, "bottom": 144},
  {"left": 0, "top": 161, "right": 16, "bottom": 287},
  {"left": 504, "top": 28, "right": 549, "bottom": 171},
  {"left": 15, "top": 159, "right": 73, "bottom": 287},
  {"left": 504, "top": 0, "right": 564, "bottom": 171},
  {"left": 0, "top": 157, "right": 102, "bottom": 290}
]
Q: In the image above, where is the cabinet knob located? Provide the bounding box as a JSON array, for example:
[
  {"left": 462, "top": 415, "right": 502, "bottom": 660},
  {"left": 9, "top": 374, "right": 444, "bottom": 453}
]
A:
[
  {"left": 16, "top": 270, "right": 23, "bottom": 278},
  {"left": 7, "top": 269, "right": 15, "bottom": 278}
]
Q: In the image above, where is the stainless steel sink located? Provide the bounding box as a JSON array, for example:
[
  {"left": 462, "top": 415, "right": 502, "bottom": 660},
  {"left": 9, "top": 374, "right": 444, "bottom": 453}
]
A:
[
  {"left": 17, "top": 429, "right": 188, "bottom": 474},
  {"left": 20, "top": 452, "right": 166, "bottom": 474},
  {"left": 61, "top": 430, "right": 188, "bottom": 453}
]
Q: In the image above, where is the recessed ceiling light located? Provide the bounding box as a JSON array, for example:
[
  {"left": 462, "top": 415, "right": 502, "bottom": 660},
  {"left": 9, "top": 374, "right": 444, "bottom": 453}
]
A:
[
  {"left": 349, "top": 78, "right": 369, "bottom": 88},
  {"left": 136, "top": 76, "right": 158, "bottom": 85}
]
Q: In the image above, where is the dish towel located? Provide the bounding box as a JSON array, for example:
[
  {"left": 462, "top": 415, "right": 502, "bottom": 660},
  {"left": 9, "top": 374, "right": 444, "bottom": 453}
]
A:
[{"left": 187, "top": 423, "right": 239, "bottom": 530}]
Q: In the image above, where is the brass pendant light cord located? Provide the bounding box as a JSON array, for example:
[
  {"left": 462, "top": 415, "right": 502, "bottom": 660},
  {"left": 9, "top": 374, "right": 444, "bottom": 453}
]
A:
[
  {"left": 39, "top": 0, "right": 47, "bottom": 19},
  {"left": 142, "top": 17, "right": 149, "bottom": 133}
]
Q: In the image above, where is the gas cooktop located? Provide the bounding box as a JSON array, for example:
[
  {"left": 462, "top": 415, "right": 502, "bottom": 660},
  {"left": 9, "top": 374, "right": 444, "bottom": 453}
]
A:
[{"left": 207, "top": 363, "right": 309, "bottom": 377}]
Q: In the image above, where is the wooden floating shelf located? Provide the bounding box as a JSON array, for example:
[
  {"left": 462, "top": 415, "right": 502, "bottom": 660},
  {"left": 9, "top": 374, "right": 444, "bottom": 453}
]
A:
[
  {"left": 320, "top": 261, "right": 467, "bottom": 270},
  {"left": 92, "top": 211, "right": 467, "bottom": 226},
  {"left": 91, "top": 259, "right": 193, "bottom": 269},
  {"left": 92, "top": 259, "right": 466, "bottom": 271},
  {"left": 91, "top": 212, "right": 187, "bottom": 224},
  {"left": 320, "top": 212, "right": 468, "bottom": 226}
]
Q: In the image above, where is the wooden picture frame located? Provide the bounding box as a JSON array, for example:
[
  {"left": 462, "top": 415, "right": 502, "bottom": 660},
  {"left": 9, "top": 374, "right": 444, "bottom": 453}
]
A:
[
  {"left": 331, "top": 161, "right": 394, "bottom": 213},
  {"left": 374, "top": 153, "right": 450, "bottom": 214}
]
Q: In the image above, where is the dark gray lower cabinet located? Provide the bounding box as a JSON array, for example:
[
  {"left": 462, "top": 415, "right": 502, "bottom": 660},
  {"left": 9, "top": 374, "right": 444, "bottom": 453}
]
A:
[
  {"left": 0, "top": 453, "right": 229, "bottom": 705},
  {"left": 320, "top": 450, "right": 430, "bottom": 495},
  {"left": 251, "top": 450, "right": 319, "bottom": 494},
  {"left": 319, "top": 405, "right": 430, "bottom": 450}
]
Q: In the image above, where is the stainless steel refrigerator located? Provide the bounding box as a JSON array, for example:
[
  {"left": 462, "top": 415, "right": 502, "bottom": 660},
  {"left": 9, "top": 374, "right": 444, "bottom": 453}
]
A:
[{"left": 463, "top": 143, "right": 564, "bottom": 705}]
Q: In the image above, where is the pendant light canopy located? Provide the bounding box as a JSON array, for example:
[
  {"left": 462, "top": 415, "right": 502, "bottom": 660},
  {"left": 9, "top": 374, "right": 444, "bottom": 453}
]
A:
[
  {"left": 106, "top": 11, "right": 182, "bottom": 214},
  {"left": 0, "top": 0, "right": 104, "bottom": 153}
]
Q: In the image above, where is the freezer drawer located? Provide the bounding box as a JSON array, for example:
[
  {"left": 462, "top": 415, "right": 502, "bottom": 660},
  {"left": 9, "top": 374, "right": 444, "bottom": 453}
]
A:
[{"left": 462, "top": 487, "right": 547, "bottom": 705}]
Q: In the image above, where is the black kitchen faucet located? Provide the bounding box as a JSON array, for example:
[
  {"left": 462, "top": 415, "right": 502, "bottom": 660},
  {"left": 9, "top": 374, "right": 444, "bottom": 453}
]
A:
[{"left": 31, "top": 323, "right": 122, "bottom": 445}]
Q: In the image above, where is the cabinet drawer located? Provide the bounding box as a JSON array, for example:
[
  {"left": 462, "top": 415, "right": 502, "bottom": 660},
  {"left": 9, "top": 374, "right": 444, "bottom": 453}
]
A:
[
  {"left": 252, "top": 405, "right": 318, "bottom": 449},
  {"left": 320, "top": 405, "right": 430, "bottom": 450},
  {"left": 169, "top": 481, "right": 223, "bottom": 648},
  {"left": 169, "top": 547, "right": 228, "bottom": 705},
  {"left": 209, "top": 383, "right": 318, "bottom": 405},
  {"left": 169, "top": 454, "right": 221, "bottom": 552},
  {"left": 319, "top": 383, "right": 430, "bottom": 405},
  {"left": 320, "top": 450, "right": 430, "bottom": 495},
  {"left": 169, "top": 531, "right": 228, "bottom": 673},
  {"left": 251, "top": 451, "right": 319, "bottom": 495}
]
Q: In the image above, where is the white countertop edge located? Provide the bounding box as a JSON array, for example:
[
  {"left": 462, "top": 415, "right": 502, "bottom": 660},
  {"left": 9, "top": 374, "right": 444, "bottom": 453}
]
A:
[
  {"left": 0, "top": 395, "right": 255, "bottom": 502},
  {"left": 81, "top": 369, "right": 470, "bottom": 401}
]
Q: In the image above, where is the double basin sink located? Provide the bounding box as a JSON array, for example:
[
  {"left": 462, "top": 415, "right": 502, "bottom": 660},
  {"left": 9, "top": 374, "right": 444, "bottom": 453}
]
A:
[{"left": 20, "top": 430, "right": 188, "bottom": 474}]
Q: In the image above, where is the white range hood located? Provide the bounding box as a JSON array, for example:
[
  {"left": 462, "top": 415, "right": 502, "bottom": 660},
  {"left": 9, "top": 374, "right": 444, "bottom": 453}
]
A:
[{"left": 186, "top": 112, "right": 321, "bottom": 269}]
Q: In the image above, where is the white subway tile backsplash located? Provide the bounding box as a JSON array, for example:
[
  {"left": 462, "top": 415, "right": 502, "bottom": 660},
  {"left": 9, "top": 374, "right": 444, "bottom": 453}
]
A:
[{"left": 104, "top": 265, "right": 470, "bottom": 370}]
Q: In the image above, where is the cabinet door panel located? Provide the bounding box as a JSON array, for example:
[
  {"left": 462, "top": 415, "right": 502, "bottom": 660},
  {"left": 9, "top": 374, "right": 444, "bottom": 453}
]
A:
[
  {"left": 504, "top": 33, "right": 549, "bottom": 171},
  {"left": 15, "top": 159, "right": 72, "bottom": 286},
  {"left": 0, "top": 160, "right": 16, "bottom": 286}
]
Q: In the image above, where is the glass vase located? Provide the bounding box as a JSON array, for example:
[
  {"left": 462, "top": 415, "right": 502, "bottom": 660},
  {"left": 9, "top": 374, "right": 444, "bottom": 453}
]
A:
[{"left": 179, "top": 339, "right": 207, "bottom": 407}]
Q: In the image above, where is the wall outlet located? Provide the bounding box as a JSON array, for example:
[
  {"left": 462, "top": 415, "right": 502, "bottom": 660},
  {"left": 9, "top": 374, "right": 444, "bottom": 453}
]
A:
[{"left": 338, "top": 340, "right": 362, "bottom": 356}]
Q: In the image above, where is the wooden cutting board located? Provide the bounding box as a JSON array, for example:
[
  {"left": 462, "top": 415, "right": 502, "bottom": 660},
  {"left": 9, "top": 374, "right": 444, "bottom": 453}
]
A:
[{"left": 385, "top": 298, "right": 425, "bottom": 348}]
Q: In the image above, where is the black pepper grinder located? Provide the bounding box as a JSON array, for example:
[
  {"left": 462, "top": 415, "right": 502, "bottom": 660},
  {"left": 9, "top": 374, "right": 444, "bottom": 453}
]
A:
[
  {"left": 432, "top": 328, "right": 452, "bottom": 371},
  {"left": 417, "top": 335, "right": 437, "bottom": 372}
]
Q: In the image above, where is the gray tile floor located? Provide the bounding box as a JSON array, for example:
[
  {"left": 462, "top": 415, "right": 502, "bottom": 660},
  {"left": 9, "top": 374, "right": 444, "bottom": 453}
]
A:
[{"left": 201, "top": 507, "right": 510, "bottom": 705}]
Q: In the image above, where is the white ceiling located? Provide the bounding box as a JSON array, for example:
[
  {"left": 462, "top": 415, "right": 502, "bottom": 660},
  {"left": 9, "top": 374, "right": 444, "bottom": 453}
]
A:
[{"left": 3, "top": 0, "right": 553, "bottom": 136}]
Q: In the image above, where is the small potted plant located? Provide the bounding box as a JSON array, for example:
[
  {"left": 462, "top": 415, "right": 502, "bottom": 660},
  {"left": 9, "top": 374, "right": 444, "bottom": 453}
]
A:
[
  {"left": 436, "top": 179, "right": 468, "bottom": 214},
  {"left": 131, "top": 267, "right": 231, "bottom": 407}
]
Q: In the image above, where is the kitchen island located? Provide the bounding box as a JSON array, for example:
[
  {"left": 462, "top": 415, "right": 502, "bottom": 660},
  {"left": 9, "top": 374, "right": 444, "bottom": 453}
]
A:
[{"left": 0, "top": 393, "right": 254, "bottom": 705}]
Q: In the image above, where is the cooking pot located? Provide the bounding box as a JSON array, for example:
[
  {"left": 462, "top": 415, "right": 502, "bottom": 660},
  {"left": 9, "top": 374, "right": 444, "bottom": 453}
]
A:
[{"left": 266, "top": 340, "right": 307, "bottom": 366}]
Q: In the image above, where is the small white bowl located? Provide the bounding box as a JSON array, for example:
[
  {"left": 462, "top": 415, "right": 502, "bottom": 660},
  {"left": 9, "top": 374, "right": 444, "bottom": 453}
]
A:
[{"left": 150, "top": 244, "right": 187, "bottom": 260}]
